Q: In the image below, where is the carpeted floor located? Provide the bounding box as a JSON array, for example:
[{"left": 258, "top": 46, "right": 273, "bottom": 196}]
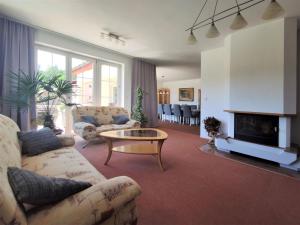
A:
[{"left": 76, "top": 123, "right": 300, "bottom": 225}]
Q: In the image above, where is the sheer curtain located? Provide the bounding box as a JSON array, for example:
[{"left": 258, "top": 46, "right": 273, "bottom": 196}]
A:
[
  {"left": 0, "top": 17, "right": 36, "bottom": 130},
  {"left": 131, "top": 58, "right": 158, "bottom": 127}
]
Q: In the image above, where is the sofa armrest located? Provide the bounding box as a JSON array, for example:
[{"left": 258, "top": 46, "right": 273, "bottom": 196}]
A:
[
  {"left": 126, "top": 119, "right": 141, "bottom": 128},
  {"left": 27, "top": 176, "right": 141, "bottom": 225},
  {"left": 56, "top": 135, "right": 75, "bottom": 147},
  {"left": 73, "top": 122, "right": 97, "bottom": 141}
]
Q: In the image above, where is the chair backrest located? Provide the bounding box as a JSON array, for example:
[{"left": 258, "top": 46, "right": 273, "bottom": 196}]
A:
[
  {"left": 158, "top": 104, "right": 164, "bottom": 114},
  {"left": 0, "top": 114, "right": 27, "bottom": 225},
  {"left": 163, "top": 104, "right": 172, "bottom": 115},
  {"left": 182, "top": 105, "right": 192, "bottom": 117},
  {"left": 173, "top": 104, "right": 182, "bottom": 116},
  {"left": 72, "top": 106, "right": 130, "bottom": 125},
  {"left": 190, "top": 105, "right": 197, "bottom": 110}
]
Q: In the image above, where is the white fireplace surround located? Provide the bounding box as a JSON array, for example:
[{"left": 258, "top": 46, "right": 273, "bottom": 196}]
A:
[{"left": 215, "top": 112, "right": 300, "bottom": 171}]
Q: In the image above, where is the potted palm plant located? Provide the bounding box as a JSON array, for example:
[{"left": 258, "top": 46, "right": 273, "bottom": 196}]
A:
[{"left": 1, "top": 70, "right": 75, "bottom": 131}]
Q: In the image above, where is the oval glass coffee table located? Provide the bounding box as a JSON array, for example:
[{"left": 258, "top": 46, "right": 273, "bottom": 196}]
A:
[{"left": 100, "top": 128, "right": 168, "bottom": 171}]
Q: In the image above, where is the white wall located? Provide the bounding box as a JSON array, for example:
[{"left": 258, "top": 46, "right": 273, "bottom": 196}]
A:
[
  {"left": 228, "top": 18, "right": 297, "bottom": 114},
  {"left": 200, "top": 47, "right": 229, "bottom": 139},
  {"left": 291, "top": 30, "right": 300, "bottom": 146},
  {"left": 200, "top": 18, "right": 298, "bottom": 142},
  {"left": 35, "top": 29, "right": 133, "bottom": 110},
  {"left": 160, "top": 79, "right": 201, "bottom": 105}
]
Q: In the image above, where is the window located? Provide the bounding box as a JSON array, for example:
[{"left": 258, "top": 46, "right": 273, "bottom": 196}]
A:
[
  {"left": 71, "top": 57, "right": 95, "bottom": 105},
  {"left": 36, "top": 46, "right": 124, "bottom": 133},
  {"left": 100, "top": 63, "right": 121, "bottom": 106},
  {"left": 36, "top": 49, "right": 67, "bottom": 131}
]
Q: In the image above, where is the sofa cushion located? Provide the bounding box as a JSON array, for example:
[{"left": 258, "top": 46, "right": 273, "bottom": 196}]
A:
[
  {"left": 7, "top": 167, "right": 91, "bottom": 207},
  {"left": 18, "top": 128, "right": 62, "bottom": 156},
  {"left": 81, "top": 115, "right": 100, "bottom": 127},
  {"left": 113, "top": 115, "right": 129, "bottom": 125},
  {"left": 22, "top": 147, "right": 106, "bottom": 184}
]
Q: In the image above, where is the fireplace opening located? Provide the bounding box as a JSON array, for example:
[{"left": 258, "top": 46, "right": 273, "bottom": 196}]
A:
[{"left": 234, "top": 113, "right": 279, "bottom": 146}]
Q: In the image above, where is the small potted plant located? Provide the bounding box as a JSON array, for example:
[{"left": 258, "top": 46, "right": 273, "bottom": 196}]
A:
[{"left": 203, "top": 116, "right": 221, "bottom": 145}]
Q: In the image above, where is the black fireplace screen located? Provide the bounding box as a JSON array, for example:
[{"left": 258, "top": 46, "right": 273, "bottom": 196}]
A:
[{"left": 234, "top": 113, "right": 279, "bottom": 146}]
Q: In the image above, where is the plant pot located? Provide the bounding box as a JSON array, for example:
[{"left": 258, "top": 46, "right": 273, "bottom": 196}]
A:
[
  {"left": 43, "top": 114, "right": 55, "bottom": 129},
  {"left": 208, "top": 132, "right": 217, "bottom": 145}
]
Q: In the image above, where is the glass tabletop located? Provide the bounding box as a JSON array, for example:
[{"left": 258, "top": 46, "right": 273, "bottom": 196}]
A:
[{"left": 120, "top": 129, "right": 159, "bottom": 137}]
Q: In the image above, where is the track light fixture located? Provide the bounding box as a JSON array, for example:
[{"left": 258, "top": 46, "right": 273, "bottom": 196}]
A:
[
  {"left": 186, "top": 0, "right": 284, "bottom": 41},
  {"left": 101, "top": 32, "right": 126, "bottom": 46}
]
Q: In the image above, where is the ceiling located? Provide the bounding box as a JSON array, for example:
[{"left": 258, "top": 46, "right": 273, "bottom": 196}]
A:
[{"left": 0, "top": 0, "right": 299, "bottom": 81}]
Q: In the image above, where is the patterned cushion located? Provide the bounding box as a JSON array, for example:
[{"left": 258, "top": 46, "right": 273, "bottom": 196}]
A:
[
  {"left": 18, "top": 128, "right": 62, "bottom": 156},
  {"left": 7, "top": 167, "right": 92, "bottom": 207},
  {"left": 112, "top": 115, "right": 129, "bottom": 125}
]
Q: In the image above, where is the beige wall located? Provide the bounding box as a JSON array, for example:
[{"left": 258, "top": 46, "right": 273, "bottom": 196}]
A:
[{"left": 160, "top": 79, "right": 201, "bottom": 105}]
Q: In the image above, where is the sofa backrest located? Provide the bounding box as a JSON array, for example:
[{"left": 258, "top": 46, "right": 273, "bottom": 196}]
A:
[
  {"left": 72, "top": 106, "right": 130, "bottom": 125},
  {"left": 0, "top": 114, "right": 27, "bottom": 224}
]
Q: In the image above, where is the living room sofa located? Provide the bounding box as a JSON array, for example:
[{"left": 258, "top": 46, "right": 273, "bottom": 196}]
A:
[
  {"left": 0, "top": 114, "right": 141, "bottom": 225},
  {"left": 72, "top": 106, "right": 140, "bottom": 142}
]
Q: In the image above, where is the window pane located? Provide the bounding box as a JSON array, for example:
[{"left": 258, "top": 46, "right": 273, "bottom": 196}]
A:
[
  {"left": 72, "top": 58, "right": 94, "bottom": 105},
  {"left": 100, "top": 64, "right": 119, "bottom": 106}
]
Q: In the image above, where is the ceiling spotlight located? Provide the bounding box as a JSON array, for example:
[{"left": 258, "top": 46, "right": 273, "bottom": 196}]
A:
[
  {"left": 187, "top": 30, "right": 197, "bottom": 45},
  {"left": 262, "top": 0, "right": 284, "bottom": 20},
  {"left": 230, "top": 12, "right": 248, "bottom": 30},
  {"left": 206, "top": 22, "right": 220, "bottom": 38}
]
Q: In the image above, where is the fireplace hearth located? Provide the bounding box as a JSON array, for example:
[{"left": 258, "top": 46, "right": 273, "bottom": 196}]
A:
[{"left": 234, "top": 113, "right": 279, "bottom": 147}]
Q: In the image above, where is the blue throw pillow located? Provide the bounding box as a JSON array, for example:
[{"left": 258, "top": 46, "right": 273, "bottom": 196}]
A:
[
  {"left": 81, "top": 116, "right": 100, "bottom": 127},
  {"left": 7, "top": 167, "right": 92, "bottom": 208},
  {"left": 113, "top": 115, "right": 129, "bottom": 125},
  {"left": 17, "top": 128, "right": 62, "bottom": 156}
]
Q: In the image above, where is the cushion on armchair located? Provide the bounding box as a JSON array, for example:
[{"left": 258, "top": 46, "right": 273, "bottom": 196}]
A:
[
  {"left": 7, "top": 167, "right": 92, "bottom": 208},
  {"left": 112, "top": 115, "right": 130, "bottom": 125},
  {"left": 81, "top": 115, "right": 100, "bottom": 127},
  {"left": 18, "top": 127, "right": 62, "bottom": 156}
]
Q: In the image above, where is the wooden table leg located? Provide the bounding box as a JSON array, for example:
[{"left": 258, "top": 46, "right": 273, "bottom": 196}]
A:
[
  {"left": 104, "top": 138, "right": 113, "bottom": 165},
  {"left": 157, "top": 139, "right": 165, "bottom": 171}
]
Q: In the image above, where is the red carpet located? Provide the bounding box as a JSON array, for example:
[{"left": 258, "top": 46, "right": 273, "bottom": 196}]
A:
[{"left": 77, "top": 125, "right": 300, "bottom": 225}]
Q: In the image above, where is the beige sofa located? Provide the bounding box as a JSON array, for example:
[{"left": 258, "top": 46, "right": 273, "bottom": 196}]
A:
[
  {"left": 0, "top": 114, "right": 141, "bottom": 225},
  {"left": 72, "top": 106, "right": 140, "bottom": 142}
]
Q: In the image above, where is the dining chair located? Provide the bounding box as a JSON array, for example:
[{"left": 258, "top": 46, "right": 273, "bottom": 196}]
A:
[
  {"left": 163, "top": 104, "right": 173, "bottom": 122},
  {"left": 182, "top": 105, "right": 192, "bottom": 125},
  {"left": 173, "top": 104, "right": 182, "bottom": 124},
  {"left": 158, "top": 104, "right": 164, "bottom": 120}
]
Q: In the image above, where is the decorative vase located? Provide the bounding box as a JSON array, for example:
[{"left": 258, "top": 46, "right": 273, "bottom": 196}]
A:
[
  {"left": 43, "top": 114, "right": 55, "bottom": 129},
  {"left": 208, "top": 131, "right": 217, "bottom": 145}
]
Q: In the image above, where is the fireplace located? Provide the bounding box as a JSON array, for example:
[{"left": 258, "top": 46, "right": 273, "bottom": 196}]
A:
[{"left": 234, "top": 113, "right": 279, "bottom": 147}]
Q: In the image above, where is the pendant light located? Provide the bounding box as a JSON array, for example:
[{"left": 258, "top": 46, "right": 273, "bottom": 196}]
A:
[
  {"left": 230, "top": 0, "right": 248, "bottom": 30},
  {"left": 187, "top": 30, "right": 197, "bottom": 45},
  {"left": 206, "top": 0, "right": 220, "bottom": 38},
  {"left": 186, "top": 0, "right": 208, "bottom": 44},
  {"left": 206, "top": 22, "right": 220, "bottom": 38},
  {"left": 262, "top": 0, "right": 284, "bottom": 20}
]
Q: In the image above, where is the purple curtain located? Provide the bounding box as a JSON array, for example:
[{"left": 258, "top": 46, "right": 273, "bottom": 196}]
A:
[
  {"left": 0, "top": 17, "right": 36, "bottom": 130},
  {"left": 131, "top": 58, "right": 158, "bottom": 127}
]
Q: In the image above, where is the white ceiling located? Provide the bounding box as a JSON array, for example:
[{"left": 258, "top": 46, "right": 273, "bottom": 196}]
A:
[{"left": 0, "top": 0, "right": 299, "bottom": 81}]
